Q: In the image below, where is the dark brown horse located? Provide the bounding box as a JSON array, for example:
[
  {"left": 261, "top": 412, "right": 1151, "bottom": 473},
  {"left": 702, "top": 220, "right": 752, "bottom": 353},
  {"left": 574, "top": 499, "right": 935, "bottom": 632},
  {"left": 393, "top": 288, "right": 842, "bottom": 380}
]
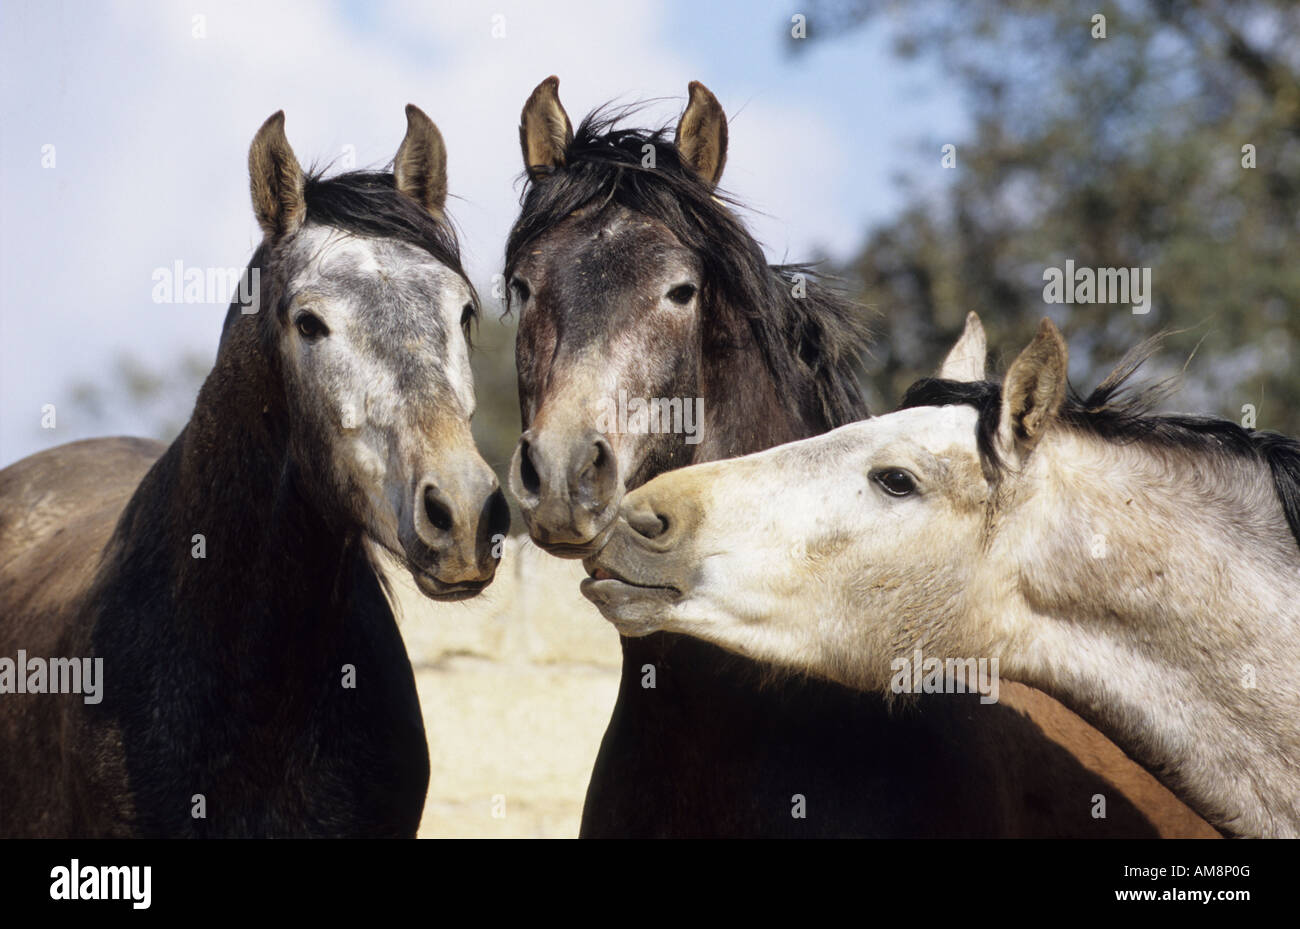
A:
[
  {"left": 0, "top": 106, "right": 510, "bottom": 837},
  {"left": 505, "top": 77, "right": 1217, "bottom": 837}
]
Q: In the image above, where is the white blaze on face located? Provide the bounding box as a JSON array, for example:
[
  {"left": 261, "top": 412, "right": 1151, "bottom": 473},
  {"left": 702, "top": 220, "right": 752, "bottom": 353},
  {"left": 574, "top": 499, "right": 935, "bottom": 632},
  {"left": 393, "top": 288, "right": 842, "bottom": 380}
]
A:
[
  {"left": 438, "top": 275, "right": 476, "bottom": 420},
  {"left": 285, "top": 227, "right": 399, "bottom": 490}
]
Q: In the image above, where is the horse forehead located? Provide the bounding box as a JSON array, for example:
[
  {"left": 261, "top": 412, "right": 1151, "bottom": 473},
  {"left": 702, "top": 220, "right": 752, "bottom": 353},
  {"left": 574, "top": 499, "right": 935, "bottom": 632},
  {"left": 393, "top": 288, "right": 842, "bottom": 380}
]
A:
[
  {"left": 288, "top": 226, "right": 454, "bottom": 294},
  {"left": 813, "top": 405, "right": 979, "bottom": 460},
  {"left": 548, "top": 207, "right": 687, "bottom": 270},
  {"left": 878, "top": 405, "right": 979, "bottom": 449}
]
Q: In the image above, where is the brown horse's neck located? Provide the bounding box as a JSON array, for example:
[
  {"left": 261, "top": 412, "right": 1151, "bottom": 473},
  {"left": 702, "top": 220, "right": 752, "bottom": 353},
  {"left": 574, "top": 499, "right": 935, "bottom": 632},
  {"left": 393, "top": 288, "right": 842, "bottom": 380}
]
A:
[
  {"left": 693, "top": 333, "right": 832, "bottom": 466},
  {"left": 105, "top": 322, "right": 362, "bottom": 646}
]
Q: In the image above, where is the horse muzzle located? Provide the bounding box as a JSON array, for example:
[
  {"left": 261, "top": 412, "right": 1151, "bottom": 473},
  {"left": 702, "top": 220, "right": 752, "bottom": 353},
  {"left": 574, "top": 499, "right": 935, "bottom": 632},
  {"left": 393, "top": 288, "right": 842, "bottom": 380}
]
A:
[
  {"left": 580, "top": 487, "right": 698, "bottom": 633},
  {"left": 401, "top": 464, "right": 511, "bottom": 599},
  {"left": 509, "top": 427, "right": 623, "bottom": 557}
]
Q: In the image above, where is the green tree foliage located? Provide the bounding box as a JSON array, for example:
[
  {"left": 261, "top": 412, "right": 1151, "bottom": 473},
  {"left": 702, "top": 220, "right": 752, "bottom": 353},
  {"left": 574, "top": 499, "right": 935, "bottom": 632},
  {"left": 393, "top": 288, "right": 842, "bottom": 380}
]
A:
[
  {"left": 469, "top": 305, "right": 526, "bottom": 531},
  {"left": 802, "top": 0, "right": 1300, "bottom": 431}
]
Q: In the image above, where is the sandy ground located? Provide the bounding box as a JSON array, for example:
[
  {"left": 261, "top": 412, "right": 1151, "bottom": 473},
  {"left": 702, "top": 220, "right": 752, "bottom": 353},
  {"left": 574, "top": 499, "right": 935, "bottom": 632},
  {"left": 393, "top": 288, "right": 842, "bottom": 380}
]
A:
[{"left": 382, "top": 536, "right": 622, "bottom": 838}]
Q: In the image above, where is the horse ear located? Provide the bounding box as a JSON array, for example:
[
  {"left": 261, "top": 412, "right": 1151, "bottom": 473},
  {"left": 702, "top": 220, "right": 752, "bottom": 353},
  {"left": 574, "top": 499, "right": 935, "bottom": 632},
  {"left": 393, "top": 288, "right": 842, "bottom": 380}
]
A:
[
  {"left": 519, "top": 76, "right": 573, "bottom": 174},
  {"left": 675, "top": 81, "right": 728, "bottom": 187},
  {"left": 394, "top": 104, "right": 448, "bottom": 218},
  {"left": 248, "top": 110, "right": 305, "bottom": 240},
  {"left": 996, "top": 318, "right": 1069, "bottom": 465},
  {"left": 938, "top": 312, "right": 987, "bottom": 382}
]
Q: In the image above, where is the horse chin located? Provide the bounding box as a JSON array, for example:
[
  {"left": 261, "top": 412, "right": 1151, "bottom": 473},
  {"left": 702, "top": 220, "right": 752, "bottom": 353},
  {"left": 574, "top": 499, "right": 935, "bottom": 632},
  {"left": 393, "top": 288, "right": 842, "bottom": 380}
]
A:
[
  {"left": 532, "top": 538, "right": 603, "bottom": 559},
  {"left": 411, "top": 569, "right": 492, "bottom": 602},
  {"left": 578, "top": 559, "right": 682, "bottom": 635},
  {"left": 526, "top": 520, "right": 617, "bottom": 560}
]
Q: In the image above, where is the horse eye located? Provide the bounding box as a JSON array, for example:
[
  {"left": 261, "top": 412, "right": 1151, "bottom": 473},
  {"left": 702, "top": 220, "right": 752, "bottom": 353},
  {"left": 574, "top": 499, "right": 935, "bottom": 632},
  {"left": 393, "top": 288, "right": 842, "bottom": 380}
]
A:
[
  {"left": 666, "top": 283, "right": 697, "bottom": 305},
  {"left": 872, "top": 468, "right": 917, "bottom": 497},
  {"left": 460, "top": 301, "right": 476, "bottom": 328},
  {"left": 295, "top": 312, "right": 329, "bottom": 340},
  {"left": 510, "top": 278, "right": 531, "bottom": 302}
]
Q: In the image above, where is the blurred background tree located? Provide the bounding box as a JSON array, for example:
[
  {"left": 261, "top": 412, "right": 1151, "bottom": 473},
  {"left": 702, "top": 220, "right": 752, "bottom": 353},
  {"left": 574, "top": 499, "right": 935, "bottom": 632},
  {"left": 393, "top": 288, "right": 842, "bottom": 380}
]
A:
[
  {"left": 67, "top": 351, "right": 212, "bottom": 446},
  {"left": 467, "top": 299, "right": 526, "bottom": 528},
  {"left": 796, "top": 0, "right": 1300, "bottom": 430}
]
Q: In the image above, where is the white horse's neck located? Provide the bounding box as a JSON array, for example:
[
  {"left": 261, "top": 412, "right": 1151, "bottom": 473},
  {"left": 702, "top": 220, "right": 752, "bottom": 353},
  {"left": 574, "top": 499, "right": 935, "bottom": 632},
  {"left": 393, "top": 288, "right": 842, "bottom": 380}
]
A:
[{"left": 985, "top": 432, "right": 1300, "bottom": 837}]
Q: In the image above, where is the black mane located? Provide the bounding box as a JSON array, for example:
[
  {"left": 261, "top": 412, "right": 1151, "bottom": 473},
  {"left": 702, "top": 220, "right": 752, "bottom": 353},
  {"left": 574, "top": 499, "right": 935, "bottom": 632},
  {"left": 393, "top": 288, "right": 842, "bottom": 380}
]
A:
[
  {"left": 505, "top": 106, "right": 870, "bottom": 428},
  {"left": 900, "top": 345, "right": 1300, "bottom": 552}
]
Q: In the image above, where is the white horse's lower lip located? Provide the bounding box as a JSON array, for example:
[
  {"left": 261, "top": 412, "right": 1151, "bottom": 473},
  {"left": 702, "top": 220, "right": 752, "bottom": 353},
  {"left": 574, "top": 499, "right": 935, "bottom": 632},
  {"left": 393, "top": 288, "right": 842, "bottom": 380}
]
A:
[
  {"left": 579, "top": 577, "right": 677, "bottom": 637},
  {"left": 579, "top": 575, "right": 680, "bottom": 598}
]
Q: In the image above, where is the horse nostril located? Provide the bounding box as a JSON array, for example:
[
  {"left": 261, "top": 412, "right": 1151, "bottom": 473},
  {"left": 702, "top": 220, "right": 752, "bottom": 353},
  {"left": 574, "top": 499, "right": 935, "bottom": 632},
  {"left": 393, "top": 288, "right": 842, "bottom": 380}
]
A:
[
  {"left": 519, "top": 439, "right": 541, "bottom": 496},
  {"left": 627, "top": 507, "right": 669, "bottom": 540},
  {"left": 581, "top": 435, "right": 618, "bottom": 497},
  {"left": 486, "top": 488, "right": 511, "bottom": 539},
  {"left": 423, "top": 486, "right": 454, "bottom": 534}
]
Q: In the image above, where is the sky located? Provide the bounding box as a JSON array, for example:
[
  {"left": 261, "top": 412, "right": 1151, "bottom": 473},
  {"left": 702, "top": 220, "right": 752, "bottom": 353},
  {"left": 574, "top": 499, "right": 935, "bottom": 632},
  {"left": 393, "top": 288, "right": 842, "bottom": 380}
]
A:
[{"left": 0, "top": 0, "right": 966, "bottom": 465}]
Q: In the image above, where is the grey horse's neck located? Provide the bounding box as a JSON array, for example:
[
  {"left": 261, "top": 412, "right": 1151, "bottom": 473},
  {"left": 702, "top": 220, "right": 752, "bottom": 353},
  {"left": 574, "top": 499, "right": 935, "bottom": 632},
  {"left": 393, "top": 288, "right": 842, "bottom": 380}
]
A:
[{"left": 994, "top": 432, "right": 1300, "bottom": 836}]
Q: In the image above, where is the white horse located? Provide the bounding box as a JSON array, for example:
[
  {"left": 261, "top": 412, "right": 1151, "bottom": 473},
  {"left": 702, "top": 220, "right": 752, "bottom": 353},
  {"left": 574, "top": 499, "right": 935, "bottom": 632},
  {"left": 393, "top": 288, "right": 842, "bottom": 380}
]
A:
[{"left": 582, "top": 313, "right": 1300, "bottom": 838}]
